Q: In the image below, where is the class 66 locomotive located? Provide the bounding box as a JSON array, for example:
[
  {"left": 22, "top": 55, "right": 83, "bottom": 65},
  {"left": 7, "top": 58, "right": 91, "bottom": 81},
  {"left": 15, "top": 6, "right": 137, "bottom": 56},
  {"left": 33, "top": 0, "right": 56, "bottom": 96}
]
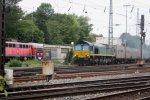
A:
[
  {"left": 73, "top": 41, "right": 115, "bottom": 66},
  {"left": 73, "top": 40, "right": 149, "bottom": 66}
]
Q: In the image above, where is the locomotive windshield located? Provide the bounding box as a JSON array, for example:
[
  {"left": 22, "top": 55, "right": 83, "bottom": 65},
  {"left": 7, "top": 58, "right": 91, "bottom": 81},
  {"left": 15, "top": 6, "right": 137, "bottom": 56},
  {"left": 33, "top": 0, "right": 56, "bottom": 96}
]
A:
[
  {"left": 75, "top": 44, "right": 89, "bottom": 50},
  {"left": 75, "top": 44, "right": 82, "bottom": 50}
]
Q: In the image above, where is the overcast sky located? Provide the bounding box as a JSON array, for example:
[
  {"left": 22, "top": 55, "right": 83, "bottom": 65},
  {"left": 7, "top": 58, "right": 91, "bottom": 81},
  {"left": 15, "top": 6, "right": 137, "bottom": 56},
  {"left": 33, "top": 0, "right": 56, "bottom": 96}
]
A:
[{"left": 18, "top": 0, "right": 150, "bottom": 43}]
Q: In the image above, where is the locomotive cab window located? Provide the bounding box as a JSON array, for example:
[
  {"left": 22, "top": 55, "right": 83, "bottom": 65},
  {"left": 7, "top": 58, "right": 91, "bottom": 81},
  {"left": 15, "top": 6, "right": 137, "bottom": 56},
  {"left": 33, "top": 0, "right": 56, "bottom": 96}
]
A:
[
  {"left": 82, "top": 44, "right": 89, "bottom": 50},
  {"left": 75, "top": 44, "right": 82, "bottom": 50}
]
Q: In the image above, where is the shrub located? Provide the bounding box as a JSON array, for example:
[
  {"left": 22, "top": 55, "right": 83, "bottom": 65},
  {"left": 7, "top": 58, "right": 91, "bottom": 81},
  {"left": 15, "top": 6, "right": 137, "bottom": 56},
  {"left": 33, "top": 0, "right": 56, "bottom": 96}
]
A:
[
  {"left": 8, "top": 59, "right": 22, "bottom": 67},
  {"left": 0, "top": 76, "right": 8, "bottom": 97},
  {"left": 51, "top": 59, "right": 61, "bottom": 64},
  {"left": 22, "top": 62, "right": 29, "bottom": 67},
  {"left": 22, "top": 59, "right": 42, "bottom": 67},
  {"left": 64, "top": 50, "right": 73, "bottom": 64}
]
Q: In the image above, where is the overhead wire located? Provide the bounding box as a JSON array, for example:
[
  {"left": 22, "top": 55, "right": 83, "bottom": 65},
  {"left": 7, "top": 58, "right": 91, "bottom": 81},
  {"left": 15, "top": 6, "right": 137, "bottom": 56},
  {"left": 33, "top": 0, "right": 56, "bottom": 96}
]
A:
[
  {"left": 64, "top": 0, "right": 130, "bottom": 17},
  {"left": 67, "top": 0, "right": 72, "bottom": 12}
]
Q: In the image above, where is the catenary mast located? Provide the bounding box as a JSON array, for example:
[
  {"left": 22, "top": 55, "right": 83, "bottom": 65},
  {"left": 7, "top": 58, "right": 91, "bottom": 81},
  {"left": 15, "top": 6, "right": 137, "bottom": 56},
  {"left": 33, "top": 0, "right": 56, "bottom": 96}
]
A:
[{"left": 108, "top": 0, "right": 113, "bottom": 46}]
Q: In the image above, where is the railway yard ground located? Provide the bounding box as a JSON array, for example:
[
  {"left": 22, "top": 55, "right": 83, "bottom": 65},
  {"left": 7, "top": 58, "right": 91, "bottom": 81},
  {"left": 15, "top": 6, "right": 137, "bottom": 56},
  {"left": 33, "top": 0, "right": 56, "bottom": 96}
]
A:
[
  {"left": 1, "top": 63, "right": 150, "bottom": 100},
  {"left": 1, "top": 0, "right": 150, "bottom": 100}
]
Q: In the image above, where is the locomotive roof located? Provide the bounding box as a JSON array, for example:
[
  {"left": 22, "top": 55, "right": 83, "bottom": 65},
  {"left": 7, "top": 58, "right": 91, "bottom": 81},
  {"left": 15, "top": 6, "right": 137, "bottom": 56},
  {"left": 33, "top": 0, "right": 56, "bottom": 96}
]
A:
[{"left": 6, "top": 41, "right": 31, "bottom": 45}]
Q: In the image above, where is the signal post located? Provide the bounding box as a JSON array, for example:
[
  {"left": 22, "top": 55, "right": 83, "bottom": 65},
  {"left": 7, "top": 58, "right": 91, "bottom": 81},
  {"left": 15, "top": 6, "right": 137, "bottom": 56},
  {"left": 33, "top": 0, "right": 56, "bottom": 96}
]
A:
[{"left": 137, "top": 15, "right": 146, "bottom": 66}]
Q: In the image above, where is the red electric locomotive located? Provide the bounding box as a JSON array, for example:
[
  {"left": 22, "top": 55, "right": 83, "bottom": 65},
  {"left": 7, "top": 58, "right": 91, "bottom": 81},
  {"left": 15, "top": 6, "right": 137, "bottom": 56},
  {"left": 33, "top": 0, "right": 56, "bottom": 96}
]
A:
[{"left": 5, "top": 41, "right": 34, "bottom": 60}]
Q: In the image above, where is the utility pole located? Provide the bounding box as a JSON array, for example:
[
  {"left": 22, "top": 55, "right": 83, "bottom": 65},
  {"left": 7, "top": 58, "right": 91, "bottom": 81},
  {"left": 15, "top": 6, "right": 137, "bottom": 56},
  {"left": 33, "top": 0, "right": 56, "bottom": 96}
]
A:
[
  {"left": 108, "top": 0, "right": 113, "bottom": 46},
  {"left": 123, "top": 5, "right": 131, "bottom": 34},
  {"left": 0, "top": 0, "right": 5, "bottom": 76}
]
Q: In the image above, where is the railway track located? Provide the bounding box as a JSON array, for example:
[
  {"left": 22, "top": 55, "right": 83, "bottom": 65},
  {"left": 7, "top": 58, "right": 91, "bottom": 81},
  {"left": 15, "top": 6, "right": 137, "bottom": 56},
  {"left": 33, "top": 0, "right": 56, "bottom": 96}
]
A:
[
  {"left": 11, "top": 63, "right": 150, "bottom": 77},
  {"left": 13, "top": 66, "right": 150, "bottom": 83},
  {"left": 139, "top": 96, "right": 150, "bottom": 100},
  {"left": 1, "top": 76, "right": 150, "bottom": 100},
  {"left": 88, "top": 87, "right": 150, "bottom": 100}
]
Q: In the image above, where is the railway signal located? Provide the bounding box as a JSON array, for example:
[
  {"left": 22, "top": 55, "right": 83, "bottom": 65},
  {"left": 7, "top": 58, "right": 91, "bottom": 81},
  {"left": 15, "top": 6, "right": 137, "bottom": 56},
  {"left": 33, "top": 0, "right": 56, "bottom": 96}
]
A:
[
  {"left": 140, "top": 15, "right": 146, "bottom": 59},
  {"left": 140, "top": 15, "right": 144, "bottom": 31},
  {"left": 137, "top": 15, "right": 146, "bottom": 66}
]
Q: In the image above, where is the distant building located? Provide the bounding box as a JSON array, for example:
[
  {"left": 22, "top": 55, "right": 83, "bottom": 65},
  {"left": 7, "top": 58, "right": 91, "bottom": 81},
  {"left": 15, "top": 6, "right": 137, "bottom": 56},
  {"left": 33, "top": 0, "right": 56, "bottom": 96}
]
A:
[
  {"left": 28, "top": 43, "right": 72, "bottom": 63},
  {"left": 96, "top": 37, "right": 122, "bottom": 45}
]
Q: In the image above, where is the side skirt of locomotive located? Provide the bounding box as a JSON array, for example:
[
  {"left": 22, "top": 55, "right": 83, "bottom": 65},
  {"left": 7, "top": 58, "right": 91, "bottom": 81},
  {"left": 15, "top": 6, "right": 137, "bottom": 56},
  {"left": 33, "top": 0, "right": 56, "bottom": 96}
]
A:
[
  {"left": 74, "top": 56, "right": 140, "bottom": 66},
  {"left": 74, "top": 56, "right": 115, "bottom": 66}
]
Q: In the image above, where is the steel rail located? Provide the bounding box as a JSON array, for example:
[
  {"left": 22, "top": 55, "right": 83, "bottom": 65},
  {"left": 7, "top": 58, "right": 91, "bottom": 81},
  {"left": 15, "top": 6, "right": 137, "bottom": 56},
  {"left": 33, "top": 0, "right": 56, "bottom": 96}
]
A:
[
  {"left": 1, "top": 81, "right": 150, "bottom": 100},
  {"left": 8, "top": 76, "right": 150, "bottom": 92}
]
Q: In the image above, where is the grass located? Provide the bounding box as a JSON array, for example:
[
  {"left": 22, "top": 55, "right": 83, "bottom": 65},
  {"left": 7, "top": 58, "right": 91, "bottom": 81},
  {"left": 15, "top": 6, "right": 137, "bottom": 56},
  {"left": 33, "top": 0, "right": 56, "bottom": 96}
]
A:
[
  {"left": 22, "top": 59, "right": 42, "bottom": 67},
  {"left": 5, "top": 59, "right": 62, "bottom": 68}
]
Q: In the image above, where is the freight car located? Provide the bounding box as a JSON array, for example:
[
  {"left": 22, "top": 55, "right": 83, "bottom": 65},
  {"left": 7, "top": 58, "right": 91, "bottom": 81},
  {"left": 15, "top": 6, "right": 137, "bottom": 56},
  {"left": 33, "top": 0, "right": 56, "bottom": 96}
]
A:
[{"left": 73, "top": 41, "right": 150, "bottom": 65}]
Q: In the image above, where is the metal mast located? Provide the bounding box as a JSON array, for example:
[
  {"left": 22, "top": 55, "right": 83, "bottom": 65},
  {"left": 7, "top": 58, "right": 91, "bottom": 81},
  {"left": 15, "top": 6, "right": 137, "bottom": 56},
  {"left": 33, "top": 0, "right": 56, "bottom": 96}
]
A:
[
  {"left": 108, "top": 0, "right": 113, "bottom": 46},
  {"left": 0, "top": 0, "right": 5, "bottom": 76},
  {"left": 123, "top": 5, "right": 131, "bottom": 34},
  {"left": 136, "top": 8, "right": 139, "bottom": 36}
]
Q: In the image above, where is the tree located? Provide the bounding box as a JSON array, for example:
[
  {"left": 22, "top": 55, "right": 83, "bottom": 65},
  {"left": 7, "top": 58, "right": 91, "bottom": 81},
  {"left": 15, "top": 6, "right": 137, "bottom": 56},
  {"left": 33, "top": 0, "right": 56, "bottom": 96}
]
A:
[
  {"left": 77, "top": 16, "right": 93, "bottom": 38},
  {"left": 46, "top": 13, "right": 93, "bottom": 45},
  {"left": 1, "top": 1, "right": 21, "bottom": 96},
  {"left": 5, "top": 4, "right": 24, "bottom": 40},
  {"left": 46, "top": 14, "right": 81, "bottom": 44},
  {"left": 88, "top": 33, "right": 103, "bottom": 42},
  {"left": 16, "top": 19, "right": 44, "bottom": 43},
  {"left": 35, "top": 3, "right": 54, "bottom": 44},
  {"left": 5, "top": 0, "right": 22, "bottom": 5}
]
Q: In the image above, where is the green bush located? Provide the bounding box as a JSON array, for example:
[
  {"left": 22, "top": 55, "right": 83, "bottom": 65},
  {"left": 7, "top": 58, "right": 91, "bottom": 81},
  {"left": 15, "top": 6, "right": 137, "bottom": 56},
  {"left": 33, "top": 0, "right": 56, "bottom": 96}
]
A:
[
  {"left": 64, "top": 50, "right": 73, "bottom": 65},
  {"left": 0, "top": 76, "right": 8, "bottom": 97},
  {"left": 51, "top": 59, "right": 61, "bottom": 64},
  {"left": 8, "top": 59, "right": 22, "bottom": 67},
  {"left": 22, "top": 61, "right": 29, "bottom": 67},
  {"left": 22, "top": 59, "right": 42, "bottom": 67}
]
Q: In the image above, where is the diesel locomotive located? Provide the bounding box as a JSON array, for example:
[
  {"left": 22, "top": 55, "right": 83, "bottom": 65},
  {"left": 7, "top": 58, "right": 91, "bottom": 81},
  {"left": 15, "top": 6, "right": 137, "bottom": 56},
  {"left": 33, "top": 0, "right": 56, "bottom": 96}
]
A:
[{"left": 73, "top": 41, "right": 150, "bottom": 65}]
